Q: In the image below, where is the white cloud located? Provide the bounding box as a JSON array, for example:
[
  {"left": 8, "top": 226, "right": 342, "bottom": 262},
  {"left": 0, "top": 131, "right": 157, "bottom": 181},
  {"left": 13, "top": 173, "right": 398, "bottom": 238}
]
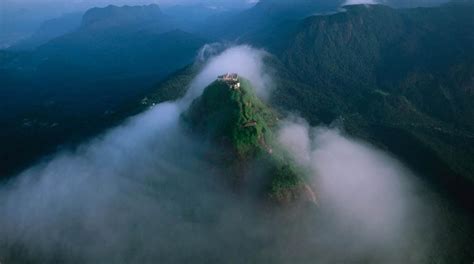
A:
[
  {"left": 183, "top": 44, "right": 273, "bottom": 104},
  {"left": 277, "top": 118, "right": 433, "bottom": 260},
  {"left": 0, "top": 45, "right": 276, "bottom": 262}
]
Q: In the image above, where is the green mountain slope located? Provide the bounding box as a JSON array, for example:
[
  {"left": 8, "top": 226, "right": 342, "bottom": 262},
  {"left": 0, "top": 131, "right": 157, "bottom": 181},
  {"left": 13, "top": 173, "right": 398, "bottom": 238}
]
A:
[
  {"left": 183, "top": 78, "right": 276, "bottom": 157},
  {"left": 182, "top": 76, "right": 316, "bottom": 204}
]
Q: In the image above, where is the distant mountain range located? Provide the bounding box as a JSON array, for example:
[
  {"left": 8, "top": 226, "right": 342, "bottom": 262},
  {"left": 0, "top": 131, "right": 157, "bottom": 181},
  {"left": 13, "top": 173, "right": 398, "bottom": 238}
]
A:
[
  {"left": 10, "top": 12, "right": 83, "bottom": 51},
  {"left": 80, "top": 4, "right": 168, "bottom": 32},
  {"left": 32, "top": 4, "right": 200, "bottom": 78},
  {"left": 0, "top": 4, "right": 206, "bottom": 177},
  {"left": 196, "top": 0, "right": 341, "bottom": 39}
]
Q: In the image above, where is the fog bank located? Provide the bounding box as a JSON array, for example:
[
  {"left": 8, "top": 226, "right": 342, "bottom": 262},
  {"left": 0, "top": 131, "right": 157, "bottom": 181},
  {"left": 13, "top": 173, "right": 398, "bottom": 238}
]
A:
[
  {"left": 184, "top": 44, "right": 273, "bottom": 104},
  {"left": 0, "top": 45, "right": 438, "bottom": 263},
  {"left": 278, "top": 118, "right": 433, "bottom": 261},
  {"left": 0, "top": 45, "right": 277, "bottom": 263}
]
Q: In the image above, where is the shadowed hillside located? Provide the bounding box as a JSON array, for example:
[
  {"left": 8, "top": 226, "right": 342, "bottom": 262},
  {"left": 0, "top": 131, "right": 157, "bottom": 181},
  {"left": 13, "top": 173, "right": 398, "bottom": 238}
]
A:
[
  {"left": 0, "top": 4, "right": 206, "bottom": 178},
  {"left": 264, "top": 3, "right": 474, "bottom": 210}
]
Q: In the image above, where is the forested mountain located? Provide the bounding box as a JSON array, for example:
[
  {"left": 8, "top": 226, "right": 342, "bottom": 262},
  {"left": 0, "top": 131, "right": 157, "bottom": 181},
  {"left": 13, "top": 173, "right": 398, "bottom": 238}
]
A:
[
  {"left": 146, "top": 3, "right": 474, "bottom": 211},
  {"left": 1, "top": 0, "right": 474, "bottom": 263},
  {"left": 0, "top": 4, "right": 206, "bottom": 177},
  {"left": 269, "top": 3, "right": 474, "bottom": 209}
]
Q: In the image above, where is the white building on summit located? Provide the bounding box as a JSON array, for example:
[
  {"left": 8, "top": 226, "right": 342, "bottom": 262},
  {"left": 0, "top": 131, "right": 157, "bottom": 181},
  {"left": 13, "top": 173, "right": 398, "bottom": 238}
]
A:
[{"left": 218, "top": 73, "right": 240, "bottom": 89}]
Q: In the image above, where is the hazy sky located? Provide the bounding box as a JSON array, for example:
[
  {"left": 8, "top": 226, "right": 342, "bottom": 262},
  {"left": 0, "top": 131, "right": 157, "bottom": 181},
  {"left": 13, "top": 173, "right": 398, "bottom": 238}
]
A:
[
  {"left": 0, "top": 0, "right": 256, "bottom": 39},
  {"left": 4, "top": 0, "right": 257, "bottom": 9}
]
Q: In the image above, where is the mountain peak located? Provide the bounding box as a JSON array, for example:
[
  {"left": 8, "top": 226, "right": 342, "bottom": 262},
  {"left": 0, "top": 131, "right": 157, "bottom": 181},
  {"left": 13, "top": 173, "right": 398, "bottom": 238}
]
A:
[
  {"left": 183, "top": 74, "right": 276, "bottom": 157},
  {"left": 182, "top": 75, "right": 317, "bottom": 204}
]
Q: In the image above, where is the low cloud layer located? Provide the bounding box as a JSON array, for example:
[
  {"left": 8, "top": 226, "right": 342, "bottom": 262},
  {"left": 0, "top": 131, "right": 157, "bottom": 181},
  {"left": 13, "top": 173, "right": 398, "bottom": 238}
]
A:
[
  {"left": 277, "top": 118, "right": 436, "bottom": 261},
  {"left": 0, "top": 45, "right": 277, "bottom": 263},
  {"left": 0, "top": 45, "right": 443, "bottom": 263}
]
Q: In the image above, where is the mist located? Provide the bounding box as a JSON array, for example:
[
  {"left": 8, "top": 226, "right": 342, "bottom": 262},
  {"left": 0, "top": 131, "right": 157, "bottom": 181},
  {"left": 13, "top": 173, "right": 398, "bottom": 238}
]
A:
[
  {"left": 0, "top": 45, "right": 275, "bottom": 263},
  {"left": 0, "top": 45, "right": 437, "bottom": 263},
  {"left": 343, "top": 0, "right": 379, "bottom": 5},
  {"left": 2, "top": 0, "right": 254, "bottom": 11},
  {"left": 277, "top": 118, "right": 435, "bottom": 261},
  {"left": 184, "top": 44, "right": 273, "bottom": 103}
]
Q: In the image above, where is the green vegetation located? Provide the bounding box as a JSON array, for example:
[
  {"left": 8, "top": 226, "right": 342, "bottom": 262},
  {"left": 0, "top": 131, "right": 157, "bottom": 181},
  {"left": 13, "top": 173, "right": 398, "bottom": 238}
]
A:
[
  {"left": 182, "top": 77, "right": 308, "bottom": 203},
  {"left": 261, "top": 3, "right": 474, "bottom": 207},
  {"left": 183, "top": 78, "right": 276, "bottom": 157},
  {"left": 267, "top": 158, "right": 305, "bottom": 203},
  {"left": 143, "top": 65, "right": 200, "bottom": 106}
]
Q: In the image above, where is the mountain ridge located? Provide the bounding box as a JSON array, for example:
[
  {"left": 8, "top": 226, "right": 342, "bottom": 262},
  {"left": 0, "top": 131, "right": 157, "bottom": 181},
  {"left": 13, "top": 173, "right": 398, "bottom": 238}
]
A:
[{"left": 81, "top": 4, "right": 166, "bottom": 31}]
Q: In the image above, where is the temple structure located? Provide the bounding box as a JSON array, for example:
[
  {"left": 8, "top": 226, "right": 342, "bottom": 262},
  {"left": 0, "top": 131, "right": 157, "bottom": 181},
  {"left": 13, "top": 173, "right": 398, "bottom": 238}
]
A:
[{"left": 217, "top": 73, "right": 240, "bottom": 89}]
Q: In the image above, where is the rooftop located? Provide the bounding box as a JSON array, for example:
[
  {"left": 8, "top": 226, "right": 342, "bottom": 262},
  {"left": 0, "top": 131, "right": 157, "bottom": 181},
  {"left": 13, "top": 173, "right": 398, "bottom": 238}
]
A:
[{"left": 218, "top": 73, "right": 240, "bottom": 89}]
